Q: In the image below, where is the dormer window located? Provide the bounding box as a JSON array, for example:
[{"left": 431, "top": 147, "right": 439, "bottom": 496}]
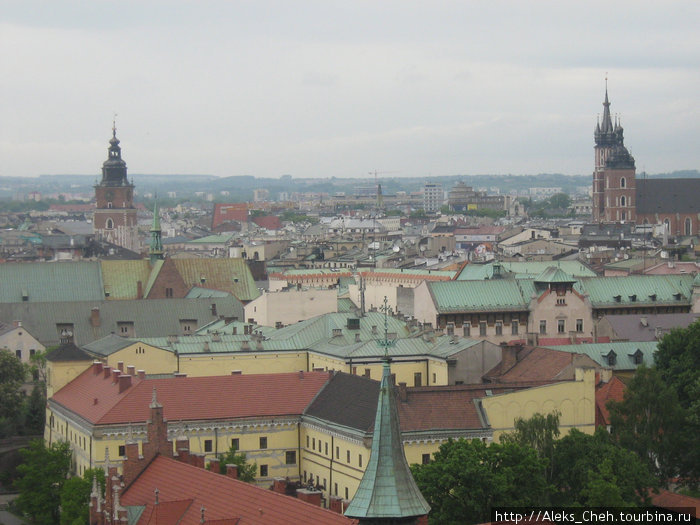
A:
[
  {"left": 630, "top": 349, "right": 644, "bottom": 365},
  {"left": 605, "top": 350, "right": 617, "bottom": 366},
  {"left": 629, "top": 294, "right": 636, "bottom": 302},
  {"left": 613, "top": 295, "right": 622, "bottom": 303},
  {"left": 649, "top": 294, "right": 657, "bottom": 301},
  {"left": 673, "top": 293, "right": 682, "bottom": 301}
]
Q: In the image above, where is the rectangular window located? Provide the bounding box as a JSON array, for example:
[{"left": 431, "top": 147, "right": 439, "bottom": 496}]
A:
[
  {"left": 118, "top": 445, "right": 126, "bottom": 457},
  {"left": 312, "top": 437, "right": 315, "bottom": 450},
  {"left": 479, "top": 321, "right": 487, "bottom": 336},
  {"left": 165, "top": 287, "right": 173, "bottom": 298},
  {"left": 414, "top": 372, "right": 422, "bottom": 387},
  {"left": 259, "top": 437, "right": 267, "bottom": 449},
  {"left": 285, "top": 451, "right": 296, "bottom": 464},
  {"left": 336, "top": 446, "right": 340, "bottom": 459},
  {"left": 539, "top": 320, "right": 547, "bottom": 335},
  {"left": 345, "top": 487, "right": 349, "bottom": 499},
  {"left": 558, "top": 319, "right": 565, "bottom": 333},
  {"left": 512, "top": 321, "right": 519, "bottom": 335},
  {"left": 306, "top": 436, "right": 310, "bottom": 448},
  {"left": 576, "top": 319, "right": 584, "bottom": 333},
  {"left": 359, "top": 454, "right": 363, "bottom": 467},
  {"left": 204, "top": 440, "right": 213, "bottom": 452},
  {"left": 260, "top": 464, "right": 268, "bottom": 477},
  {"left": 232, "top": 438, "right": 239, "bottom": 451},
  {"left": 15, "top": 350, "right": 22, "bottom": 359},
  {"left": 325, "top": 442, "right": 328, "bottom": 455},
  {"left": 347, "top": 450, "right": 350, "bottom": 463},
  {"left": 422, "top": 453, "right": 431, "bottom": 465},
  {"left": 334, "top": 482, "right": 338, "bottom": 496},
  {"left": 495, "top": 322, "right": 503, "bottom": 335},
  {"left": 463, "top": 323, "right": 471, "bottom": 336}
]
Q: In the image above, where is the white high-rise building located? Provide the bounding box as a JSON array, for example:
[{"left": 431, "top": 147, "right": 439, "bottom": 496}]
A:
[{"left": 423, "top": 182, "right": 443, "bottom": 212}]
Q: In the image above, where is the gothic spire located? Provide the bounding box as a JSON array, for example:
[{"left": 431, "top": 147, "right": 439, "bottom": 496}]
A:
[
  {"left": 149, "top": 199, "right": 164, "bottom": 264},
  {"left": 344, "top": 352, "right": 430, "bottom": 521}
]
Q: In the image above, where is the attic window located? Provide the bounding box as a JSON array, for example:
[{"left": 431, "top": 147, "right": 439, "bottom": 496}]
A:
[
  {"left": 649, "top": 294, "right": 657, "bottom": 301},
  {"left": 200, "top": 276, "right": 206, "bottom": 284},
  {"left": 605, "top": 350, "right": 617, "bottom": 366},
  {"left": 630, "top": 349, "right": 644, "bottom": 365},
  {"left": 629, "top": 294, "right": 637, "bottom": 302},
  {"left": 613, "top": 295, "right": 622, "bottom": 303},
  {"left": 673, "top": 293, "right": 682, "bottom": 301}
]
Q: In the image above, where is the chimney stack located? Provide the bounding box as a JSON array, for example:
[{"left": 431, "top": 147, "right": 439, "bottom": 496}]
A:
[
  {"left": 103, "top": 365, "right": 112, "bottom": 379},
  {"left": 112, "top": 369, "right": 121, "bottom": 383},
  {"left": 127, "top": 365, "right": 135, "bottom": 376},
  {"left": 137, "top": 370, "right": 146, "bottom": 380},
  {"left": 225, "top": 464, "right": 238, "bottom": 479},
  {"left": 93, "top": 361, "right": 103, "bottom": 374},
  {"left": 118, "top": 375, "right": 132, "bottom": 393},
  {"left": 90, "top": 307, "right": 101, "bottom": 327}
]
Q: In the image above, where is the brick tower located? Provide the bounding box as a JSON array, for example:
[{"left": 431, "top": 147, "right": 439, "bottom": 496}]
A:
[
  {"left": 94, "top": 122, "right": 138, "bottom": 251},
  {"left": 592, "top": 82, "right": 636, "bottom": 223}
]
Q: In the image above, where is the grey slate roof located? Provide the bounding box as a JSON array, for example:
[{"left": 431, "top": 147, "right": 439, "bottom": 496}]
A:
[
  {"left": 0, "top": 296, "right": 244, "bottom": 347},
  {"left": 0, "top": 261, "right": 105, "bottom": 303},
  {"left": 601, "top": 313, "right": 700, "bottom": 342},
  {"left": 636, "top": 178, "right": 700, "bottom": 215},
  {"left": 45, "top": 343, "right": 93, "bottom": 362},
  {"left": 304, "top": 372, "right": 379, "bottom": 432}
]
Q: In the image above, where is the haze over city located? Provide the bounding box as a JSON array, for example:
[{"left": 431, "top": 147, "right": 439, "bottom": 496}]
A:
[{"left": 1, "top": 1, "right": 699, "bottom": 179}]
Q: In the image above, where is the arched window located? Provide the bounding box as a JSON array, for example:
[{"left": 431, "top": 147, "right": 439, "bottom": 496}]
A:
[
  {"left": 106, "top": 218, "right": 114, "bottom": 230},
  {"left": 685, "top": 218, "right": 692, "bottom": 235},
  {"left": 107, "top": 202, "right": 113, "bottom": 208},
  {"left": 664, "top": 218, "right": 670, "bottom": 231},
  {"left": 620, "top": 177, "right": 626, "bottom": 188},
  {"left": 621, "top": 196, "right": 626, "bottom": 207}
]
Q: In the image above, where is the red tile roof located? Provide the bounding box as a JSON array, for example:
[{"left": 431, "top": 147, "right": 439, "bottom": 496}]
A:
[
  {"left": 595, "top": 375, "right": 626, "bottom": 427},
  {"left": 651, "top": 489, "right": 700, "bottom": 518},
  {"left": 251, "top": 215, "right": 282, "bottom": 230},
  {"left": 397, "top": 385, "right": 528, "bottom": 432},
  {"left": 122, "top": 456, "right": 356, "bottom": 524},
  {"left": 212, "top": 203, "right": 248, "bottom": 229},
  {"left": 51, "top": 366, "right": 331, "bottom": 425},
  {"left": 485, "top": 346, "right": 595, "bottom": 383}
]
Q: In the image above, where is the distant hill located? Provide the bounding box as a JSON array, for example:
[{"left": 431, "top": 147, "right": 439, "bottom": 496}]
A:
[{"left": 645, "top": 170, "right": 700, "bottom": 179}]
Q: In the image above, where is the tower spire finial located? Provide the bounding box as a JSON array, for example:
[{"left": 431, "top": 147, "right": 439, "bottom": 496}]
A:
[{"left": 112, "top": 113, "right": 118, "bottom": 137}]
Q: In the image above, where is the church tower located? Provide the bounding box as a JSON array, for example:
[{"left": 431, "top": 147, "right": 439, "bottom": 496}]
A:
[
  {"left": 94, "top": 122, "right": 139, "bottom": 251},
  {"left": 592, "top": 83, "right": 636, "bottom": 223}
]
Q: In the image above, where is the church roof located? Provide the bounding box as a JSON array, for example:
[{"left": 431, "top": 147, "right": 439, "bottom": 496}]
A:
[
  {"left": 344, "top": 360, "right": 430, "bottom": 520},
  {"left": 636, "top": 178, "right": 700, "bottom": 215}
]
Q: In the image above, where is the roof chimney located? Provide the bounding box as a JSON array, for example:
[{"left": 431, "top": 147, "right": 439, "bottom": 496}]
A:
[
  {"left": 93, "top": 361, "right": 103, "bottom": 375},
  {"left": 225, "top": 464, "right": 238, "bottom": 479},
  {"left": 137, "top": 370, "right": 146, "bottom": 380},
  {"left": 103, "top": 365, "right": 112, "bottom": 379},
  {"left": 90, "top": 307, "right": 101, "bottom": 327},
  {"left": 112, "top": 369, "right": 121, "bottom": 383},
  {"left": 398, "top": 382, "right": 407, "bottom": 402},
  {"left": 117, "top": 361, "right": 124, "bottom": 372},
  {"left": 127, "top": 365, "right": 135, "bottom": 376},
  {"left": 118, "top": 375, "right": 132, "bottom": 393}
]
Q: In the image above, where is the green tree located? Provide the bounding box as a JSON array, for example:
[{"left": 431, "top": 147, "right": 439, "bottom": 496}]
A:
[
  {"left": 60, "top": 468, "right": 104, "bottom": 525},
  {"left": 551, "top": 428, "right": 656, "bottom": 507},
  {"left": 548, "top": 193, "right": 571, "bottom": 210},
  {"left": 14, "top": 439, "right": 71, "bottom": 524},
  {"left": 410, "top": 438, "right": 550, "bottom": 524},
  {"left": 655, "top": 320, "right": 700, "bottom": 411},
  {"left": 25, "top": 383, "right": 46, "bottom": 435},
  {"left": 502, "top": 411, "right": 560, "bottom": 481},
  {"left": 0, "top": 351, "right": 27, "bottom": 437},
  {"left": 211, "top": 443, "right": 257, "bottom": 482},
  {"left": 608, "top": 365, "right": 686, "bottom": 484}
]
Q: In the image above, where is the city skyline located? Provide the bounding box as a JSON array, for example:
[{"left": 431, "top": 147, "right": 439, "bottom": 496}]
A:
[{"left": 1, "top": 1, "right": 699, "bottom": 179}]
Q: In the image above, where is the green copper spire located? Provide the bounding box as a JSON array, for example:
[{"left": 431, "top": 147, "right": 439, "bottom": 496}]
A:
[
  {"left": 344, "top": 302, "right": 430, "bottom": 522},
  {"left": 149, "top": 200, "right": 163, "bottom": 264}
]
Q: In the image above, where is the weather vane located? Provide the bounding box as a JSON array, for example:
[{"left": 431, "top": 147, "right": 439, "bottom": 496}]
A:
[{"left": 377, "top": 296, "right": 396, "bottom": 357}]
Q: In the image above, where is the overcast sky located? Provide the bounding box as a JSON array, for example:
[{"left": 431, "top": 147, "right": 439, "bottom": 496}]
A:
[{"left": 1, "top": 1, "right": 698, "bottom": 180}]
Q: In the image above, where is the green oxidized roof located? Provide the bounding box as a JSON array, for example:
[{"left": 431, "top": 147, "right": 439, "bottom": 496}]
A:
[
  {"left": 344, "top": 359, "right": 430, "bottom": 519},
  {"left": 172, "top": 258, "right": 260, "bottom": 302},
  {"left": 580, "top": 274, "right": 694, "bottom": 307},
  {"left": 186, "top": 233, "right": 234, "bottom": 244},
  {"left": 534, "top": 266, "right": 576, "bottom": 284},
  {"left": 544, "top": 342, "right": 658, "bottom": 370},
  {"left": 456, "top": 261, "right": 596, "bottom": 280},
  {"left": 0, "top": 261, "right": 105, "bottom": 303},
  {"left": 428, "top": 280, "right": 534, "bottom": 313},
  {"left": 100, "top": 260, "right": 152, "bottom": 299}
]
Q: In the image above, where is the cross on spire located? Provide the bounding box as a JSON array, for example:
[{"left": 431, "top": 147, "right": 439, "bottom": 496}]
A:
[{"left": 377, "top": 296, "right": 396, "bottom": 358}]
